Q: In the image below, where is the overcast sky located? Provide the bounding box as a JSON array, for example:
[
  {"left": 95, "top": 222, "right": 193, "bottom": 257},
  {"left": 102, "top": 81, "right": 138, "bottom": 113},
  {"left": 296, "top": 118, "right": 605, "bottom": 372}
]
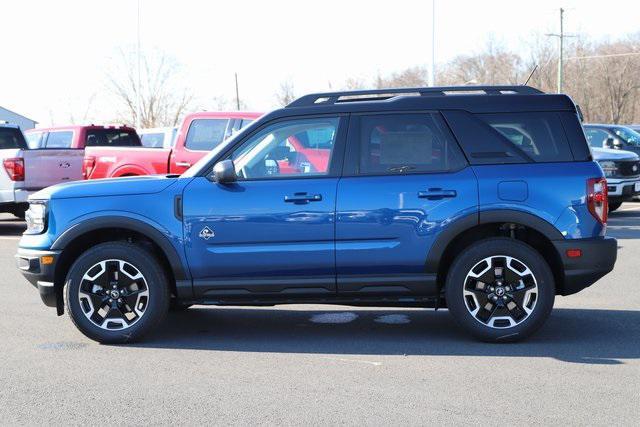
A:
[{"left": 1, "top": 0, "right": 639, "bottom": 127}]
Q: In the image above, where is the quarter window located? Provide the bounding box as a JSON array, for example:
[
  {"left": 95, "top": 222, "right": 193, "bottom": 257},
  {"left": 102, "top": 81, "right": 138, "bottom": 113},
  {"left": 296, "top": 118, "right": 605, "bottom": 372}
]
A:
[
  {"left": 478, "top": 113, "right": 573, "bottom": 162},
  {"left": 185, "top": 119, "right": 229, "bottom": 151},
  {"left": 230, "top": 117, "right": 339, "bottom": 179},
  {"left": 358, "top": 113, "right": 466, "bottom": 174}
]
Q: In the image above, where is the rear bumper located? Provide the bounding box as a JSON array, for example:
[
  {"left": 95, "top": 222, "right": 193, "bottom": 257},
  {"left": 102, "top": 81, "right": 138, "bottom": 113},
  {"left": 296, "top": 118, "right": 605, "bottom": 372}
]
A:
[
  {"left": 553, "top": 237, "right": 617, "bottom": 295},
  {"left": 15, "top": 248, "right": 60, "bottom": 307}
]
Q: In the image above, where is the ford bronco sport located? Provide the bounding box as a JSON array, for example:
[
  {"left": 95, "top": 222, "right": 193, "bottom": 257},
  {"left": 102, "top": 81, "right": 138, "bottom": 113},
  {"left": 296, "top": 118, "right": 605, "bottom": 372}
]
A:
[{"left": 16, "top": 86, "right": 617, "bottom": 343}]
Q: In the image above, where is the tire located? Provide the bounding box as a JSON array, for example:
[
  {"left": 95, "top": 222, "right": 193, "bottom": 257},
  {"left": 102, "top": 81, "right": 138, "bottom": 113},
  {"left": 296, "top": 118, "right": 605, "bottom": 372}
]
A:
[
  {"left": 65, "top": 242, "right": 170, "bottom": 344},
  {"left": 445, "top": 237, "right": 555, "bottom": 343},
  {"left": 11, "top": 204, "right": 28, "bottom": 219},
  {"left": 608, "top": 201, "right": 622, "bottom": 212}
]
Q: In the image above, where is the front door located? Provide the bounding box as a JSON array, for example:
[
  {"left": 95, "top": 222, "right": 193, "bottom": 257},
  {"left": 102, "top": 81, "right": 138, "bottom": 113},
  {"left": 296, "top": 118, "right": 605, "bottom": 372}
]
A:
[
  {"left": 336, "top": 112, "right": 478, "bottom": 296},
  {"left": 182, "top": 115, "right": 346, "bottom": 300}
]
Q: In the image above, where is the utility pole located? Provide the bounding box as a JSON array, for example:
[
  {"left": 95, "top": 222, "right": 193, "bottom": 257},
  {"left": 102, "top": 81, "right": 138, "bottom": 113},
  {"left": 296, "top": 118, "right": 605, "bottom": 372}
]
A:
[
  {"left": 546, "top": 8, "right": 575, "bottom": 93},
  {"left": 136, "top": 0, "right": 142, "bottom": 128},
  {"left": 429, "top": 0, "right": 436, "bottom": 86},
  {"left": 234, "top": 73, "right": 240, "bottom": 110}
]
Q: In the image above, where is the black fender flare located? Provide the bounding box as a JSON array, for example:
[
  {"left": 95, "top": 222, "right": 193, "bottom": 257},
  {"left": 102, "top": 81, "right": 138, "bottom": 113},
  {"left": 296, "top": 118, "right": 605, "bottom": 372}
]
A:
[
  {"left": 425, "top": 209, "right": 563, "bottom": 272},
  {"left": 51, "top": 216, "right": 189, "bottom": 282}
]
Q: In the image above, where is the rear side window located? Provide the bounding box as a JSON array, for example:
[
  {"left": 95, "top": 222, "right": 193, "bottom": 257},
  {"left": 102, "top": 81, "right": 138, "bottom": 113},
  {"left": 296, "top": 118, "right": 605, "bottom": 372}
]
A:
[
  {"left": 45, "top": 131, "right": 73, "bottom": 148},
  {"left": 185, "top": 119, "right": 229, "bottom": 151},
  {"left": 140, "top": 132, "right": 164, "bottom": 148},
  {"left": 358, "top": 113, "right": 467, "bottom": 174},
  {"left": 0, "top": 127, "right": 28, "bottom": 149},
  {"left": 85, "top": 129, "right": 140, "bottom": 147},
  {"left": 477, "top": 112, "right": 573, "bottom": 162},
  {"left": 584, "top": 128, "right": 610, "bottom": 148}
]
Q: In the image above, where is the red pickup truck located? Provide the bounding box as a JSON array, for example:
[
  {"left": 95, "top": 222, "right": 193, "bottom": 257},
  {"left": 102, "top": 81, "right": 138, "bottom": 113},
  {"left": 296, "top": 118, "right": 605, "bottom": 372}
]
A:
[{"left": 25, "top": 112, "right": 261, "bottom": 179}]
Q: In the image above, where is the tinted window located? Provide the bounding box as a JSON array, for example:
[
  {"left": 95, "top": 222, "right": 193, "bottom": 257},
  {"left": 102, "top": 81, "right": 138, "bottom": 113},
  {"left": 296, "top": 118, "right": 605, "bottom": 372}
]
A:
[
  {"left": 584, "top": 128, "right": 610, "bottom": 148},
  {"left": 0, "top": 127, "right": 28, "bottom": 149},
  {"left": 359, "top": 113, "right": 466, "bottom": 174},
  {"left": 231, "top": 117, "right": 338, "bottom": 179},
  {"left": 140, "top": 132, "right": 165, "bottom": 148},
  {"left": 478, "top": 113, "right": 573, "bottom": 162},
  {"left": 85, "top": 129, "right": 140, "bottom": 147},
  {"left": 185, "top": 119, "right": 229, "bottom": 151},
  {"left": 45, "top": 131, "right": 73, "bottom": 148}
]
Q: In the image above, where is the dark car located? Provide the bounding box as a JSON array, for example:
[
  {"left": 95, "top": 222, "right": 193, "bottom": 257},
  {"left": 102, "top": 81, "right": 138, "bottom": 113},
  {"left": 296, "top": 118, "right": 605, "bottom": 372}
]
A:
[{"left": 583, "top": 124, "right": 640, "bottom": 156}]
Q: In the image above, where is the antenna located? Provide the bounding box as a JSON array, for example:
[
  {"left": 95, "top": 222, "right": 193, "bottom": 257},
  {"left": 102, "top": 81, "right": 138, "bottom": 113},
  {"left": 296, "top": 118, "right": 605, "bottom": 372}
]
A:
[{"left": 523, "top": 64, "right": 538, "bottom": 86}]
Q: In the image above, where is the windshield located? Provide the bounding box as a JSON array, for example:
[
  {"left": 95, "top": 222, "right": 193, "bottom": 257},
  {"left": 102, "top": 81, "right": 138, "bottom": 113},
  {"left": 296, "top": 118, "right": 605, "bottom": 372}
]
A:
[{"left": 613, "top": 127, "right": 640, "bottom": 146}]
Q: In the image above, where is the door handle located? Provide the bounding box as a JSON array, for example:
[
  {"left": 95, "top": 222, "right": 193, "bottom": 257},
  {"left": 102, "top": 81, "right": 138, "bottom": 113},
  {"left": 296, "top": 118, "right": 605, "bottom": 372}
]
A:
[
  {"left": 175, "top": 161, "right": 191, "bottom": 168},
  {"left": 418, "top": 188, "right": 457, "bottom": 200},
  {"left": 284, "top": 193, "right": 323, "bottom": 204}
]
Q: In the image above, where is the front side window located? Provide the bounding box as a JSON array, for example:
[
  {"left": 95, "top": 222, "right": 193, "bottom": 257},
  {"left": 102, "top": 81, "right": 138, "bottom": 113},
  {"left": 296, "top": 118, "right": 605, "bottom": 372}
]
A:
[
  {"left": 45, "top": 131, "right": 73, "bottom": 148},
  {"left": 85, "top": 129, "right": 139, "bottom": 147},
  {"left": 478, "top": 112, "right": 573, "bottom": 162},
  {"left": 359, "top": 113, "right": 466, "bottom": 174},
  {"left": 185, "top": 119, "right": 229, "bottom": 151},
  {"left": 230, "top": 117, "right": 339, "bottom": 179},
  {"left": 613, "top": 127, "right": 640, "bottom": 146}
]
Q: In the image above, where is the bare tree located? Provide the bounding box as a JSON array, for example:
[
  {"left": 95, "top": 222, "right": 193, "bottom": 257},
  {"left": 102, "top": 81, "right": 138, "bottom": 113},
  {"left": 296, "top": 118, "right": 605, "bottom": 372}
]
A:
[
  {"left": 107, "top": 48, "right": 194, "bottom": 128},
  {"left": 275, "top": 80, "right": 296, "bottom": 107}
]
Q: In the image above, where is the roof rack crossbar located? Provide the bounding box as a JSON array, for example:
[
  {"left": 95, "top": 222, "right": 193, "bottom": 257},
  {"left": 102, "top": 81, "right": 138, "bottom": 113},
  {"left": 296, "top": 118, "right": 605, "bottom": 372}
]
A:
[{"left": 286, "top": 85, "right": 543, "bottom": 108}]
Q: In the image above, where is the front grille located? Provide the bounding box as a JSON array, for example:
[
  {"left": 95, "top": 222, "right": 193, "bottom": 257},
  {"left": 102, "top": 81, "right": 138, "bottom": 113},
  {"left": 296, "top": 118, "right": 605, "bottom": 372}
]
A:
[{"left": 616, "top": 160, "right": 640, "bottom": 177}]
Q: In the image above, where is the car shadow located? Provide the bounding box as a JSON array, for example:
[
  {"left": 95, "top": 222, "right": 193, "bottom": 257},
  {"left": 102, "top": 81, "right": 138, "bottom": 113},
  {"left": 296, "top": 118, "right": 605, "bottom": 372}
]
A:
[
  {"left": 133, "top": 307, "right": 640, "bottom": 365},
  {"left": 0, "top": 217, "right": 25, "bottom": 236},
  {"left": 608, "top": 207, "right": 640, "bottom": 239}
]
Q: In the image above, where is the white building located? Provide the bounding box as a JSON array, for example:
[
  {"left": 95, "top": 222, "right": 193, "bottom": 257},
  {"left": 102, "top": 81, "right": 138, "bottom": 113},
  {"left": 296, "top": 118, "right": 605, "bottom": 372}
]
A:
[{"left": 0, "top": 106, "right": 37, "bottom": 130}]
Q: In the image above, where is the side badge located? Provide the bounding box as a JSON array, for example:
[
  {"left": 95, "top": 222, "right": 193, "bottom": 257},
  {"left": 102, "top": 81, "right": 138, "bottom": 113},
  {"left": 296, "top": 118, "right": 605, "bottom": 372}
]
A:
[{"left": 198, "top": 226, "right": 215, "bottom": 240}]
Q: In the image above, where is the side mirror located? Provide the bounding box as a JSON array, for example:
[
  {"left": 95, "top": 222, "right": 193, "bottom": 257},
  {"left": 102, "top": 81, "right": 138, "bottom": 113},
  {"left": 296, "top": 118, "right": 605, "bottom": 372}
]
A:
[
  {"left": 212, "top": 159, "right": 237, "bottom": 184},
  {"left": 604, "top": 137, "right": 620, "bottom": 148}
]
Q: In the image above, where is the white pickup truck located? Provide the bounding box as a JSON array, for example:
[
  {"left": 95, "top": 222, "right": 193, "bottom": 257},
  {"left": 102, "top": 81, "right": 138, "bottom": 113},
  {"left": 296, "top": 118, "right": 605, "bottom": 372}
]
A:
[{"left": 0, "top": 123, "right": 83, "bottom": 218}]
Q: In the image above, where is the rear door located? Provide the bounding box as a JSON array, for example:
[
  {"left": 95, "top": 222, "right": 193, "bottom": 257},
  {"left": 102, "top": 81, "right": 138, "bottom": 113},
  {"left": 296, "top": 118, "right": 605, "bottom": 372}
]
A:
[
  {"left": 336, "top": 112, "right": 477, "bottom": 296},
  {"left": 23, "top": 130, "right": 83, "bottom": 189}
]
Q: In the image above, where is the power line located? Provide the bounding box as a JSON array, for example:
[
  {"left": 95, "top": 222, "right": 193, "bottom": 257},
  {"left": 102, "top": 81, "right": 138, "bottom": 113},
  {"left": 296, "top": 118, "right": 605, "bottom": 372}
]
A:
[{"left": 566, "top": 51, "right": 640, "bottom": 60}]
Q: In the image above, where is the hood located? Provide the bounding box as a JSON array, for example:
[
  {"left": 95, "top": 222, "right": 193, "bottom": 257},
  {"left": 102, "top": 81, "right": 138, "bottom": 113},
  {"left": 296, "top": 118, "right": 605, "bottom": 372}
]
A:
[
  {"left": 30, "top": 175, "right": 179, "bottom": 201},
  {"left": 591, "top": 147, "right": 639, "bottom": 161}
]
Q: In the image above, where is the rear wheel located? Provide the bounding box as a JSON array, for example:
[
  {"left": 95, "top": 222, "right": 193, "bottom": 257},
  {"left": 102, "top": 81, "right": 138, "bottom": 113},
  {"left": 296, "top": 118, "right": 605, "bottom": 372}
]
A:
[
  {"left": 65, "top": 242, "right": 170, "bottom": 343},
  {"left": 608, "top": 201, "right": 622, "bottom": 212},
  {"left": 445, "top": 238, "right": 555, "bottom": 342}
]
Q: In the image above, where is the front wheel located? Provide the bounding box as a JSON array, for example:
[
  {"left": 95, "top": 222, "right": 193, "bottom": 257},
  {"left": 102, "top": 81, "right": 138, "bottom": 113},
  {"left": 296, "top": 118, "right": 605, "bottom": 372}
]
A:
[
  {"left": 445, "top": 238, "right": 555, "bottom": 342},
  {"left": 65, "top": 242, "right": 170, "bottom": 344}
]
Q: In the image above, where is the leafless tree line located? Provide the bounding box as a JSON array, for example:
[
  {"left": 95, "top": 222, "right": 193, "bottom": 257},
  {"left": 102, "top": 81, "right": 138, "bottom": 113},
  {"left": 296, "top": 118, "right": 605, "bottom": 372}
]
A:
[{"left": 275, "top": 33, "right": 640, "bottom": 124}]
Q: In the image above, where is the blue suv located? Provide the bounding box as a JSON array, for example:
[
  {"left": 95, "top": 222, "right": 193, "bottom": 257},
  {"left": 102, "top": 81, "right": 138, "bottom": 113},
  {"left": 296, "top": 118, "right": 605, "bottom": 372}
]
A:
[{"left": 16, "top": 86, "right": 617, "bottom": 343}]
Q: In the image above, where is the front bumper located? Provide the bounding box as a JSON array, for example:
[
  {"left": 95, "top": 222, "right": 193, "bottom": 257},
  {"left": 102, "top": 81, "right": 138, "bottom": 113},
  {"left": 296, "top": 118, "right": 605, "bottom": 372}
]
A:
[
  {"left": 607, "top": 177, "right": 640, "bottom": 199},
  {"left": 553, "top": 237, "right": 617, "bottom": 295},
  {"left": 15, "top": 248, "right": 60, "bottom": 308}
]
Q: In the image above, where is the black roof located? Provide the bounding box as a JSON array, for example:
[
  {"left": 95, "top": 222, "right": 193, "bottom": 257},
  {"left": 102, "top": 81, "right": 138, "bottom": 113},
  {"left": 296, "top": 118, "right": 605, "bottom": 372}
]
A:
[{"left": 262, "top": 86, "right": 576, "bottom": 121}]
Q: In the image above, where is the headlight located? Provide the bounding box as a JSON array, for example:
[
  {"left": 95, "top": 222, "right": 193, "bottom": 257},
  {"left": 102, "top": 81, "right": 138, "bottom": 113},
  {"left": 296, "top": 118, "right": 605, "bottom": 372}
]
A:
[
  {"left": 598, "top": 161, "right": 618, "bottom": 177},
  {"left": 24, "top": 201, "right": 47, "bottom": 235}
]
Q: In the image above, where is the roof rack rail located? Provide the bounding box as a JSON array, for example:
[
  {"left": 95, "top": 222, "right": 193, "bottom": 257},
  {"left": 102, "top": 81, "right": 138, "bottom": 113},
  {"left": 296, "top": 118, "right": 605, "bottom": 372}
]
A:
[{"left": 286, "top": 85, "right": 544, "bottom": 108}]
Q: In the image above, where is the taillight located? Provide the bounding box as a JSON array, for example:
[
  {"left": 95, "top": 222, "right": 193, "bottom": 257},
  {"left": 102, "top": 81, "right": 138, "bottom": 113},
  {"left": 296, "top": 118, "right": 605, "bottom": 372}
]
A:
[
  {"left": 82, "top": 156, "right": 96, "bottom": 179},
  {"left": 587, "top": 177, "right": 608, "bottom": 225},
  {"left": 3, "top": 158, "right": 25, "bottom": 181}
]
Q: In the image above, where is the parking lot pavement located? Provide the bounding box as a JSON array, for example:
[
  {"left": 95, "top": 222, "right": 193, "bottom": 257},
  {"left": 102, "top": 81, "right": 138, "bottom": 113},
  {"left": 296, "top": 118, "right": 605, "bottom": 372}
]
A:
[{"left": 1, "top": 207, "right": 639, "bottom": 425}]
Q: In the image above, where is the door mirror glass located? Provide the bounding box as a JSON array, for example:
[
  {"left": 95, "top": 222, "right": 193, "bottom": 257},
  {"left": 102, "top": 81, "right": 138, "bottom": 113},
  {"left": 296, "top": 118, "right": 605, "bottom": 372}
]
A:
[{"left": 212, "top": 159, "right": 237, "bottom": 183}]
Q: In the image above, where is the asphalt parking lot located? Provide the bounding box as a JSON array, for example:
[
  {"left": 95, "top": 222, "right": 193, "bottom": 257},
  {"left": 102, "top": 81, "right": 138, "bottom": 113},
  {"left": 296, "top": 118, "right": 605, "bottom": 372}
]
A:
[{"left": 1, "top": 206, "right": 639, "bottom": 425}]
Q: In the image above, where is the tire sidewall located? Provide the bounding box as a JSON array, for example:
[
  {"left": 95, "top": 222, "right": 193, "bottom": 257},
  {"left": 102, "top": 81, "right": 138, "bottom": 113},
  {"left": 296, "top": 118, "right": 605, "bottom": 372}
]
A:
[
  {"left": 445, "top": 238, "right": 555, "bottom": 342},
  {"left": 65, "top": 242, "right": 169, "bottom": 344}
]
